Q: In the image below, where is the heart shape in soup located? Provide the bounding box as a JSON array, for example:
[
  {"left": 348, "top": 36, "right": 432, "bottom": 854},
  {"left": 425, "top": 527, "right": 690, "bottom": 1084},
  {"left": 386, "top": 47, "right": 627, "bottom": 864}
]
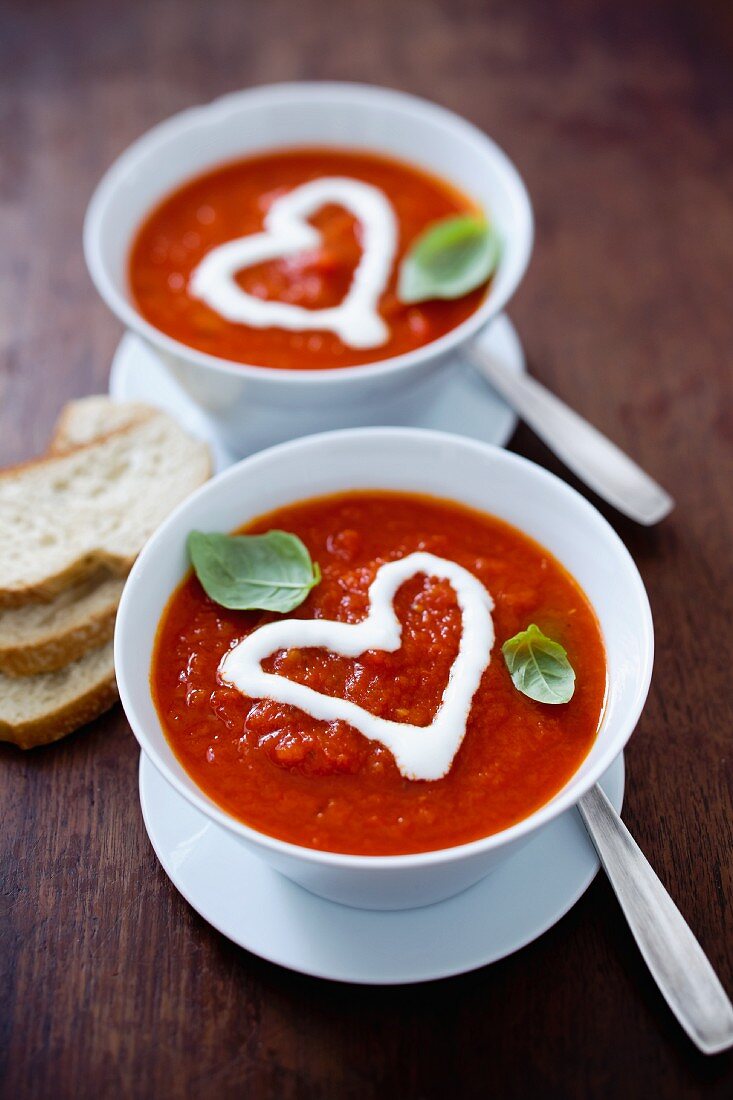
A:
[
  {"left": 219, "top": 552, "right": 495, "bottom": 781},
  {"left": 130, "top": 148, "right": 488, "bottom": 370},
  {"left": 189, "top": 178, "right": 397, "bottom": 349}
]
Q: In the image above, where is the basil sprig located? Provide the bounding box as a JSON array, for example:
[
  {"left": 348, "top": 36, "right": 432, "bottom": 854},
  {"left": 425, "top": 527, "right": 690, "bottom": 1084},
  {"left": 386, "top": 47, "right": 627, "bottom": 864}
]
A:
[
  {"left": 397, "top": 214, "right": 501, "bottom": 304},
  {"left": 188, "top": 530, "right": 321, "bottom": 612},
  {"left": 501, "top": 624, "right": 576, "bottom": 705}
]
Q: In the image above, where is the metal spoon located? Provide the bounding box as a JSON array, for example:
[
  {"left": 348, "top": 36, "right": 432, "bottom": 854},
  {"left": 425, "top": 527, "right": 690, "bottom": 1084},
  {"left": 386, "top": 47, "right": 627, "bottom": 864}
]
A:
[
  {"left": 466, "top": 343, "right": 674, "bottom": 526},
  {"left": 578, "top": 784, "right": 733, "bottom": 1054}
]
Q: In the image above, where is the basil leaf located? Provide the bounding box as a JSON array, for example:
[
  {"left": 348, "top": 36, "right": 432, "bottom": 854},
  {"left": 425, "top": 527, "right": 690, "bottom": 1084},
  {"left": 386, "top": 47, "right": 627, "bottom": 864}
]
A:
[
  {"left": 501, "top": 624, "right": 576, "bottom": 705},
  {"left": 397, "top": 214, "right": 501, "bottom": 304},
  {"left": 187, "top": 529, "right": 321, "bottom": 612}
]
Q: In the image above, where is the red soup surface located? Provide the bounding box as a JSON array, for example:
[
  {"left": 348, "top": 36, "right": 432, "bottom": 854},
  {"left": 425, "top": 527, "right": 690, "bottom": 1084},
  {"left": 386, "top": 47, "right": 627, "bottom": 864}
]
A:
[
  {"left": 153, "top": 492, "right": 607, "bottom": 856},
  {"left": 129, "top": 148, "right": 487, "bottom": 370}
]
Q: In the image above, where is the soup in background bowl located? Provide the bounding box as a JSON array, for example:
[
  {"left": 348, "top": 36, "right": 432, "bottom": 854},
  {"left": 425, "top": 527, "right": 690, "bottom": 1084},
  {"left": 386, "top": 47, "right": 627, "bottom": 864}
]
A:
[
  {"left": 115, "top": 428, "right": 653, "bottom": 909},
  {"left": 130, "top": 148, "right": 489, "bottom": 371},
  {"left": 85, "top": 83, "right": 533, "bottom": 454}
]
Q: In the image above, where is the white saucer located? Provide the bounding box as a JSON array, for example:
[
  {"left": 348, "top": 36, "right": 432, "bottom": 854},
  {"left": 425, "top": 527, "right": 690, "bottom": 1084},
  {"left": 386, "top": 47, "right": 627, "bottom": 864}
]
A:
[
  {"left": 109, "top": 314, "right": 524, "bottom": 471},
  {"left": 139, "top": 751, "right": 624, "bottom": 985}
]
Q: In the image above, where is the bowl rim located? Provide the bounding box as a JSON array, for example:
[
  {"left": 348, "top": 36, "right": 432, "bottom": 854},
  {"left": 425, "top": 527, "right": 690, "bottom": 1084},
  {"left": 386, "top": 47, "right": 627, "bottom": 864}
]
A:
[
  {"left": 115, "top": 426, "right": 654, "bottom": 869},
  {"left": 84, "top": 80, "right": 534, "bottom": 387}
]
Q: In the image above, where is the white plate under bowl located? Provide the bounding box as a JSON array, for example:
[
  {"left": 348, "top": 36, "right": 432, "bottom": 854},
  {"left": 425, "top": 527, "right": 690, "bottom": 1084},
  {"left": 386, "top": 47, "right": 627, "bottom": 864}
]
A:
[
  {"left": 139, "top": 751, "right": 624, "bottom": 985},
  {"left": 109, "top": 314, "right": 523, "bottom": 471}
]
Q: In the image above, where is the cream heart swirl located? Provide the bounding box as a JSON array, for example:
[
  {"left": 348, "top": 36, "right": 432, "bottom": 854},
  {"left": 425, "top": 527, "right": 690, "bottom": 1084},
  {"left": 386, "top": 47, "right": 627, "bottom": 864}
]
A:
[
  {"left": 188, "top": 177, "right": 397, "bottom": 349},
  {"left": 219, "top": 552, "right": 495, "bottom": 781}
]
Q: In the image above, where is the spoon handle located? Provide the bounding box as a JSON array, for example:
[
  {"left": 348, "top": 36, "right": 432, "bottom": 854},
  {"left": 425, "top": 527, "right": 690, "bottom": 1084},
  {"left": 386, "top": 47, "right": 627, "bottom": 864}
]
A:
[
  {"left": 467, "top": 343, "right": 674, "bottom": 525},
  {"left": 578, "top": 784, "right": 733, "bottom": 1054}
]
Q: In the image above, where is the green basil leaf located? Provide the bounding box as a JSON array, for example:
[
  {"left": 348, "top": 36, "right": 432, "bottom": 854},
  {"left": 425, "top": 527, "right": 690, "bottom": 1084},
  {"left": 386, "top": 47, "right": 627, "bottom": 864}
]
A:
[
  {"left": 501, "top": 623, "right": 576, "bottom": 705},
  {"left": 397, "top": 214, "right": 501, "bottom": 304},
  {"left": 187, "top": 529, "right": 321, "bottom": 612}
]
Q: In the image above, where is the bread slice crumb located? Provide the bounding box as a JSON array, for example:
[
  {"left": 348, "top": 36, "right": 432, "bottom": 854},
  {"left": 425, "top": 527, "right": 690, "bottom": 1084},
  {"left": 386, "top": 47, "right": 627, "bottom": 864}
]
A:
[
  {"left": 49, "top": 396, "right": 153, "bottom": 454},
  {"left": 0, "top": 411, "right": 211, "bottom": 606},
  {"left": 0, "top": 572, "right": 124, "bottom": 676},
  {"left": 0, "top": 641, "right": 117, "bottom": 749}
]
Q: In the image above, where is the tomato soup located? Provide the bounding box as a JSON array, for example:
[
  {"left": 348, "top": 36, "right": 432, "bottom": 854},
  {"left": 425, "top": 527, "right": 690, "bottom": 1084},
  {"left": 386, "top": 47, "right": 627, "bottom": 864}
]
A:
[
  {"left": 152, "top": 492, "right": 606, "bottom": 856},
  {"left": 129, "top": 149, "right": 487, "bottom": 370}
]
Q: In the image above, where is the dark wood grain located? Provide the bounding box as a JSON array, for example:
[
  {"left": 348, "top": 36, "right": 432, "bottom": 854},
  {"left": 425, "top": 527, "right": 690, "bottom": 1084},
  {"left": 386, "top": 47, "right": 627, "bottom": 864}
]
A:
[{"left": 1, "top": 0, "right": 732, "bottom": 1096}]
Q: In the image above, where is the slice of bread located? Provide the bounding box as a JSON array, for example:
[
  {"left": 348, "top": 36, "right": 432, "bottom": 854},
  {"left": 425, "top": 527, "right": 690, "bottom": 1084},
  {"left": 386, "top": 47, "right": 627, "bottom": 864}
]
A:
[
  {"left": 0, "top": 572, "right": 125, "bottom": 676},
  {"left": 0, "top": 411, "right": 211, "bottom": 606},
  {"left": 49, "top": 396, "right": 153, "bottom": 454},
  {"left": 0, "top": 400, "right": 175, "bottom": 674},
  {"left": 0, "top": 640, "right": 117, "bottom": 750}
]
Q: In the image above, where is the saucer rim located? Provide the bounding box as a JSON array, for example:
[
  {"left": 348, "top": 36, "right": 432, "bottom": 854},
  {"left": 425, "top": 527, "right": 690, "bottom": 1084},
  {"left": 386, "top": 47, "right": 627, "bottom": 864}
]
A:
[
  {"left": 138, "top": 751, "right": 625, "bottom": 985},
  {"left": 108, "top": 312, "right": 524, "bottom": 468}
]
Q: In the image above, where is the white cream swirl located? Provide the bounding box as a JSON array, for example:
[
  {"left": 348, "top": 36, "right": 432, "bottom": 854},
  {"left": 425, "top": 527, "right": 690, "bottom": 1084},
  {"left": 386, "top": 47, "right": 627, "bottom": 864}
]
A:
[
  {"left": 188, "top": 177, "right": 397, "bottom": 349},
  {"left": 219, "top": 552, "right": 494, "bottom": 781}
]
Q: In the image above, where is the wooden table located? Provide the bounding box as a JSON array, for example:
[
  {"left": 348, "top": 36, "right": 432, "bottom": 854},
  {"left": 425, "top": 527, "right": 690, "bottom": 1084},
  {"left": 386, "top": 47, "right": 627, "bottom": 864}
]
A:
[{"left": 1, "top": 0, "right": 731, "bottom": 1095}]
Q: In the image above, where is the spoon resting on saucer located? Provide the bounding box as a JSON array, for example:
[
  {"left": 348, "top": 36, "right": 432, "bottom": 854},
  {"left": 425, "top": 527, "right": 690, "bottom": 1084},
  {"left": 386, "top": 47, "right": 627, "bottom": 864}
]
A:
[
  {"left": 466, "top": 343, "right": 674, "bottom": 526},
  {"left": 578, "top": 784, "right": 733, "bottom": 1054}
]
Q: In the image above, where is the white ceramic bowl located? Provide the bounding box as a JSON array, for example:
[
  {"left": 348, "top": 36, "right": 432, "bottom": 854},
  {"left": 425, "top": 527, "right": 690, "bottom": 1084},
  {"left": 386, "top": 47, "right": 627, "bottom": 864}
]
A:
[
  {"left": 85, "top": 82, "right": 533, "bottom": 453},
  {"left": 115, "top": 428, "right": 653, "bottom": 910}
]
